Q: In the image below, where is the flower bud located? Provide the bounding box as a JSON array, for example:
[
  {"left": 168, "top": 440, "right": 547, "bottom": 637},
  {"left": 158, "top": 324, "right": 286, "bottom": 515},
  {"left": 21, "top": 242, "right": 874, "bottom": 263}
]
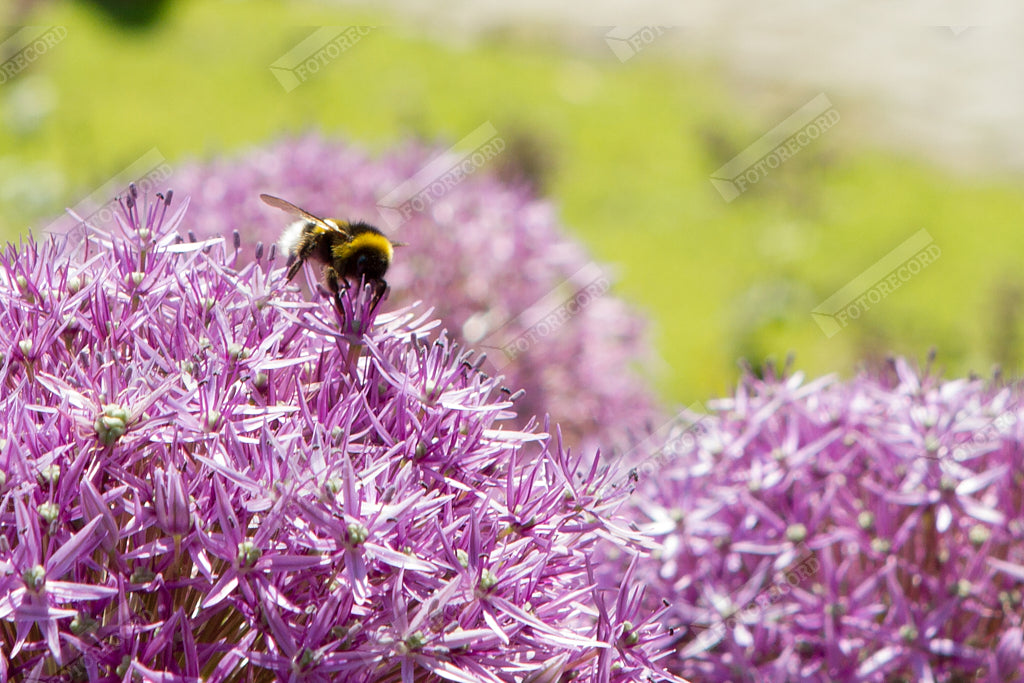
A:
[
  {"left": 154, "top": 466, "right": 192, "bottom": 537},
  {"left": 95, "top": 404, "right": 130, "bottom": 445}
]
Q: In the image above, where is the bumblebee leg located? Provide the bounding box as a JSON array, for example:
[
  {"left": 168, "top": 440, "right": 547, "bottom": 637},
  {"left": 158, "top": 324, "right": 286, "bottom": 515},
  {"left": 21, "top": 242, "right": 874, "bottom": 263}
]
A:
[
  {"left": 321, "top": 266, "right": 342, "bottom": 294},
  {"left": 286, "top": 257, "right": 304, "bottom": 282},
  {"left": 285, "top": 229, "right": 321, "bottom": 282},
  {"left": 323, "top": 267, "right": 350, "bottom": 314},
  {"left": 371, "top": 279, "right": 387, "bottom": 306}
]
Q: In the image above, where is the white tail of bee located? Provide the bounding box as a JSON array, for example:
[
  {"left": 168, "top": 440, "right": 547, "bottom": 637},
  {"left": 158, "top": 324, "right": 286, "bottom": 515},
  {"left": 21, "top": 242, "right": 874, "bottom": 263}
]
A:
[{"left": 277, "top": 220, "right": 308, "bottom": 256}]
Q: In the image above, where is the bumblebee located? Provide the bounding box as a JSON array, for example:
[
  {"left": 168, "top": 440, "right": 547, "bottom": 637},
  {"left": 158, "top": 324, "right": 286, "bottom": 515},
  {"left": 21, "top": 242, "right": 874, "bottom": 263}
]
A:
[{"left": 260, "top": 193, "right": 398, "bottom": 301}]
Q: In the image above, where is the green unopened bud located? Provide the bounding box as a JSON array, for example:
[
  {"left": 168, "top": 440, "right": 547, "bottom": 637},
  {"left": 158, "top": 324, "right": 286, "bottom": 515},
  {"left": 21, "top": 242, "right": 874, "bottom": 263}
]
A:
[
  {"left": 346, "top": 523, "right": 369, "bottom": 547},
  {"left": 70, "top": 611, "right": 99, "bottom": 636},
  {"left": 403, "top": 631, "right": 426, "bottom": 652},
  {"left": 117, "top": 655, "right": 131, "bottom": 676},
  {"left": 237, "top": 540, "right": 260, "bottom": 568},
  {"left": 38, "top": 464, "right": 60, "bottom": 486},
  {"left": 18, "top": 339, "right": 33, "bottom": 357},
  {"left": 950, "top": 579, "right": 972, "bottom": 598},
  {"left": 825, "top": 602, "right": 846, "bottom": 617},
  {"left": 969, "top": 524, "right": 990, "bottom": 547},
  {"left": 618, "top": 621, "right": 639, "bottom": 647},
  {"left": 23, "top": 564, "right": 45, "bottom": 592},
  {"left": 786, "top": 523, "right": 808, "bottom": 543},
  {"left": 37, "top": 502, "right": 59, "bottom": 523},
  {"left": 95, "top": 404, "right": 130, "bottom": 445},
  {"left": 858, "top": 511, "right": 875, "bottom": 531},
  {"left": 478, "top": 568, "right": 498, "bottom": 592}
]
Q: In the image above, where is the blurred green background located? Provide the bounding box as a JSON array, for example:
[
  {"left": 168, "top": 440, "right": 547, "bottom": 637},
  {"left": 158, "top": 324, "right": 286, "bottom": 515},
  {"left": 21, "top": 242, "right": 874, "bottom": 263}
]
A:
[{"left": 3, "top": 0, "right": 1023, "bottom": 406}]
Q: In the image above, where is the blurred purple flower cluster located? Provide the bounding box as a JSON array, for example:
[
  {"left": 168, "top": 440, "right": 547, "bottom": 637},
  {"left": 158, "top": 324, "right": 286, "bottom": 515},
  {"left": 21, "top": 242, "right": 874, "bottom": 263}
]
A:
[
  {"left": 633, "top": 359, "right": 1024, "bottom": 682},
  {"left": 164, "top": 135, "right": 659, "bottom": 456},
  {"left": 0, "top": 187, "right": 679, "bottom": 681}
]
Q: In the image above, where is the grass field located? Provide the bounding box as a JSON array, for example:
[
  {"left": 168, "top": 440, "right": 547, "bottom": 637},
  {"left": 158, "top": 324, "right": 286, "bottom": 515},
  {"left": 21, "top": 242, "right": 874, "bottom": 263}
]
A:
[{"left": 3, "top": 0, "right": 1024, "bottom": 404}]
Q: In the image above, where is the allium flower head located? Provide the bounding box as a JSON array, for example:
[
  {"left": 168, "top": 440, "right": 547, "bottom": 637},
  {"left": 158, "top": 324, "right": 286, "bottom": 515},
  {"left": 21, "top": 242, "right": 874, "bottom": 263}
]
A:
[
  {"left": 0, "top": 186, "right": 680, "bottom": 681},
  {"left": 161, "top": 135, "right": 659, "bottom": 455},
  {"left": 636, "top": 358, "right": 1024, "bottom": 682}
]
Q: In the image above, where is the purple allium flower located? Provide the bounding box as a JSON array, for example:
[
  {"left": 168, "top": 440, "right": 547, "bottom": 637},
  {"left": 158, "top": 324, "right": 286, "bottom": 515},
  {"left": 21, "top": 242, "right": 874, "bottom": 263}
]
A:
[
  {"left": 0, "top": 186, "right": 680, "bottom": 682},
  {"left": 157, "top": 134, "right": 659, "bottom": 456},
  {"left": 634, "top": 358, "right": 1024, "bottom": 682}
]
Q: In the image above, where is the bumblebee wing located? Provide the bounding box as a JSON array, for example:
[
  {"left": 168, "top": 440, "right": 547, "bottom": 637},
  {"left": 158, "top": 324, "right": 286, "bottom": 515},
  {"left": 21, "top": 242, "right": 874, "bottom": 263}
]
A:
[{"left": 260, "top": 194, "right": 352, "bottom": 237}]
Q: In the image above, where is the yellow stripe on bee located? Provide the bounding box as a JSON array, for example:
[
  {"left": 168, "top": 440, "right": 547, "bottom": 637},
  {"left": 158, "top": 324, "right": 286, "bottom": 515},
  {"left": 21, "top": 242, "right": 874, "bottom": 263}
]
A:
[
  {"left": 332, "top": 232, "right": 394, "bottom": 261},
  {"left": 312, "top": 219, "right": 347, "bottom": 234}
]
